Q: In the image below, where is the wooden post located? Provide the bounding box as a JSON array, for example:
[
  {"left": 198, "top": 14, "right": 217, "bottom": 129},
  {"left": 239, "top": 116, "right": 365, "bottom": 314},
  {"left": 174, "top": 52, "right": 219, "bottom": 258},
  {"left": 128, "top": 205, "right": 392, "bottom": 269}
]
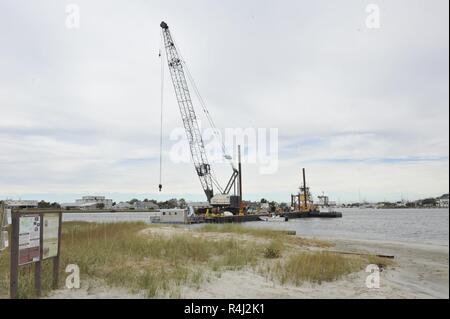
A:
[
  {"left": 10, "top": 210, "right": 19, "bottom": 299},
  {"left": 34, "top": 212, "right": 43, "bottom": 297},
  {"left": 52, "top": 212, "right": 62, "bottom": 289},
  {"left": 238, "top": 145, "right": 243, "bottom": 208}
]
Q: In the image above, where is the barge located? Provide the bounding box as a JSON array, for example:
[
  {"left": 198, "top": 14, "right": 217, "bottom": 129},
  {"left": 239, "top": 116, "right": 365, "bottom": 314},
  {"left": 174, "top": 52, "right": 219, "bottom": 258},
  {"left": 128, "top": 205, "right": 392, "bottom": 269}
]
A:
[{"left": 284, "top": 211, "right": 342, "bottom": 219}]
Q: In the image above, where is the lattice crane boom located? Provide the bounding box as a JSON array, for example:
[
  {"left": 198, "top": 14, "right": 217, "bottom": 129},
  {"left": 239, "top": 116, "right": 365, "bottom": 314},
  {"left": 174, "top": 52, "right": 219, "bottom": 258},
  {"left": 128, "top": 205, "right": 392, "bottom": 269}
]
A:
[{"left": 160, "top": 21, "right": 215, "bottom": 202}]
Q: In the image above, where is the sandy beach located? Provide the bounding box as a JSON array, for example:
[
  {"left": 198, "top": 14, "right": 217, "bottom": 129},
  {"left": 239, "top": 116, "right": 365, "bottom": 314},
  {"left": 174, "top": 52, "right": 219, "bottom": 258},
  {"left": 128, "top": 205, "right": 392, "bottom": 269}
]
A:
[
  {"left": 46, "top": 228, "right": 449, "bottom": 299},
  {"left": 179, "top": 237, "right": 449, "bottom": 299}
]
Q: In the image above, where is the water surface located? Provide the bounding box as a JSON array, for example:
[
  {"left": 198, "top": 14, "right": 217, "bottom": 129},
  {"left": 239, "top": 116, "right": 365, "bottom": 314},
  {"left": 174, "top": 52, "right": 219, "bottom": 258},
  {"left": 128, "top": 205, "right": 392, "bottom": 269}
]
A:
[
  {"left": 245, "top": 208, "right": 449, "bottom": 246},
  {"left": 62, "top": 208, "right": 449, "bottom": 246}
]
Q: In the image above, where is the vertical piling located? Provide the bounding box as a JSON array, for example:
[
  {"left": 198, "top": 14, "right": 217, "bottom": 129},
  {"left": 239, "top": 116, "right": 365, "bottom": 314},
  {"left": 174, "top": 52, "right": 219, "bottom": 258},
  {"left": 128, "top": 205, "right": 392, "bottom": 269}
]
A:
[
  {"left": 302, "top": 168, "right": 308, "bottom": 211},
  {"left": 238, "top": 145, "right": 243, "bottom": 206}
]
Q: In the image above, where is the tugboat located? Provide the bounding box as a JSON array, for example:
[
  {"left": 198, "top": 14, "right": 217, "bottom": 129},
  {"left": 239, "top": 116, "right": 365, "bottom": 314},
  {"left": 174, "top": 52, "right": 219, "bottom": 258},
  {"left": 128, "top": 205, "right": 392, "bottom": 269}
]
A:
[{"left": 288, "top": 168, "right": 343, "bottom": 218}]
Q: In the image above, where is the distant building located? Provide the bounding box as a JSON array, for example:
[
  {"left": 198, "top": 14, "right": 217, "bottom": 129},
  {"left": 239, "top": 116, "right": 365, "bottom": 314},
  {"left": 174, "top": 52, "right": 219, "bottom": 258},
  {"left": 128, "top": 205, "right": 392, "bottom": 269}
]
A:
[
  {"left": 437, "top": 194, "right": 449, "bottom": 208},
  {"left": 134, "top": 201, "right": 159, "bottom": 211},
  {"left": 75, "top": 196, "right": 113, "bottom": 209},
  {"left": 61, "top": 202, "right": 98, "bottom": 210},
  {"left": 4, "top": 200, "right": 38, "bottom": 209},
  {"left": 112, "top": 201, "right": 159, "bottom": 211},
  {"left": 61, "top": 195, "right": 113, "bottom": 210},
  {"left": 113, "top": 202, "right": 134, "bottom": 210},
  {"left": 395, "top": 201, "right": 407, "bottom": 208}
]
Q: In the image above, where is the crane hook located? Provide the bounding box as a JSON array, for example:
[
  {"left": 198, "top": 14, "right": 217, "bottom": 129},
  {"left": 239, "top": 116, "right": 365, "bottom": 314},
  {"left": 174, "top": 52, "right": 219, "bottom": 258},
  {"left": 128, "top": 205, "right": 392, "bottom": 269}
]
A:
[{"left": 158, "top": 184, "right": 162, "bottom": 192}]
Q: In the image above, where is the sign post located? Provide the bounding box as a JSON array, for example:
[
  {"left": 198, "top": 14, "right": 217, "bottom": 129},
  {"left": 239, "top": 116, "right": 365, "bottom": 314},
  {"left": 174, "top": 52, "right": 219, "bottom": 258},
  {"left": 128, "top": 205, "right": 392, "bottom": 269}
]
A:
[
  {"left": 9, "top": 211, "right": 20, "bottom": 299},
  {"left": 9, "top": 209, "right": 62, "bottom": 299},
  {"left": 53, "top": 212, "right": 62, "bottom": 289},
  {"left": 0, "top": 204, "right": 11, "bottom": 251}
]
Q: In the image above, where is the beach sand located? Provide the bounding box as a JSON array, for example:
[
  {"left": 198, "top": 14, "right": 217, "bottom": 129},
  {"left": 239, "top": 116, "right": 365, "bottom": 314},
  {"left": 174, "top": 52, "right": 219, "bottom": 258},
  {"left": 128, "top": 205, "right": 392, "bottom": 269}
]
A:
[
  {"left": 47, "top": 232, "right": 449, "bottom": 299},
  {"left": 180, "top": 238, "right": 449, "bottom": 299}
]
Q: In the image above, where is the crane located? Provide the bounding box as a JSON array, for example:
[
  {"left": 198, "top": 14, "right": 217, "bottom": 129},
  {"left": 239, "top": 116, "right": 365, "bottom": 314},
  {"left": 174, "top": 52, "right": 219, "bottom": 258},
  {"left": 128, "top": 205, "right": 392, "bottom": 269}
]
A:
[{"left": 159, "top": 21, "right": 240, "bottom": 205}]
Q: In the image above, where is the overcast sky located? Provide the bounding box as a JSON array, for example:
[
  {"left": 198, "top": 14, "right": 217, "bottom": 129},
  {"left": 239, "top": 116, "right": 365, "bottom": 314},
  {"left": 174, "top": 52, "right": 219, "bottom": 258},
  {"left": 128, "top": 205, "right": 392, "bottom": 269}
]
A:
[{"left": 0, "top": 0, "right": 448, "bottom": 203}]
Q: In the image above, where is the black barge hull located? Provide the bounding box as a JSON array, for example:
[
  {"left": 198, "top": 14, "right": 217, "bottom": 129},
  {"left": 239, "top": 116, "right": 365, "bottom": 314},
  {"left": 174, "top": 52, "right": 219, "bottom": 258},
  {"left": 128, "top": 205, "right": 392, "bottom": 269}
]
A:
[{"left": 285, "top": 211, "right": 343, "bottom": 219}]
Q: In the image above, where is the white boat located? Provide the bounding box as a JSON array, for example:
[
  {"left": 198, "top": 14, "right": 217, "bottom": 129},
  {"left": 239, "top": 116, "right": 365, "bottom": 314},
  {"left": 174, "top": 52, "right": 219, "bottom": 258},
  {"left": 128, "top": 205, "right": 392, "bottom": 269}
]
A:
[{"left": 259, "top": 215, "right": 287, "bottom": 222}]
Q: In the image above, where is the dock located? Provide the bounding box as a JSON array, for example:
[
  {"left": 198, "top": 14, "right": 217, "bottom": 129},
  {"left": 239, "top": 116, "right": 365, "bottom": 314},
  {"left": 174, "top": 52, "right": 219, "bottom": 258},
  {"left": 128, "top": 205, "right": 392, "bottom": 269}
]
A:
[
  {"left": 190, "top": 211, "right": 342, "bottom": 224},
  {"left": 285, "top": 211, "right": 343, "bottom": 219},
  {"left": 203, "top": 214, "right": 262, "bottom": 224}
]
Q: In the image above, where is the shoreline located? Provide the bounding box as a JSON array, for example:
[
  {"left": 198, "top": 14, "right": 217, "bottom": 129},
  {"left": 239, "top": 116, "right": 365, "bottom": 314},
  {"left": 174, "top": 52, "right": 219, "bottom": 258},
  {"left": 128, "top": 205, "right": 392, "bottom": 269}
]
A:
[
  {"left": 179, "top": 235, "right": 449, "bottom": 299},
  {"left": 331, "top": 237, "right": 449, "bottom": 299},
  {"left": 302, "top": 235, "right": 450, "bottom": 250}
]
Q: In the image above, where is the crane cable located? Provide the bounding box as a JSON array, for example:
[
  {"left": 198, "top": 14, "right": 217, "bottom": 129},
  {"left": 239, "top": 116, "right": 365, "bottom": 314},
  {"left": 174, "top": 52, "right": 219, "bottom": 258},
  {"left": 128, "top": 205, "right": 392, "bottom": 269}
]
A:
[
  {"left": 183, "top": 64, "right": 226, "bottom": 193},
  {"left": 158, "top": 30, "right": 164, "bottom": 192},
  {"left": 160, "top": 33, "right": 224, "bottom": 193}
]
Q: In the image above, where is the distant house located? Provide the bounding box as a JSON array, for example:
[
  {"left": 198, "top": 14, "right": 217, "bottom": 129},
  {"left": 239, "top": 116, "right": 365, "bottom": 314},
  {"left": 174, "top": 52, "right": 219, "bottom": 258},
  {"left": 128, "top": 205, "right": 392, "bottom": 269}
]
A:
[
  {"left": 134, "top": 201, "right": 159, "bottom": 211},
  {"left": 113, "top": 202, "right": 134, "bottom": 210},
  {"left": 61, "top": 202, "right": 98, "bottom": 210},
  {"left": 437, "top": 194, "right": 449, "bottom": 208},
  {"left": 61, "top": 195, "right": 113, "bottom": 210},
  {"left": 4, "top": 200, "right": 38, "bottom": 209},
  {"left": 75, "top": 196, "right": 113, "bottom": 209}
]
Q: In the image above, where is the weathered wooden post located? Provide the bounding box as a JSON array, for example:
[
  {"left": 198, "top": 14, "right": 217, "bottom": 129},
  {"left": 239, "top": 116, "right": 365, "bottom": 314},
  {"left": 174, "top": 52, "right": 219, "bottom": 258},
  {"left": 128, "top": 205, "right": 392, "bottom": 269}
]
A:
[{"left": 10, "top": 210, "right": 19, "bottom": 299}]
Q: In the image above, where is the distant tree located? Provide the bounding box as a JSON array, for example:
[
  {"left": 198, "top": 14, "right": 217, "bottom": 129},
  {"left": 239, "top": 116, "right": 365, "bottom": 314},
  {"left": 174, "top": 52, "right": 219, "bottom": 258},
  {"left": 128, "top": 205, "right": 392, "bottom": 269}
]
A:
[
  {"left": 168, "top": 198, "right": 178, "bottom": 208},
  {"left": 50, "top": 202, "right": 61, "bottom": 208},
  {"left": 158, "top": 198, "right": 179, "bottom": 209},
  {"left": 421, "top": 198, "right": 436, "bottom": 206},
  {"left": 38, "top": 200, "right": 52, "bottom": 208},
  {"left": 260, "top": 198, "right": 268, "bottom": 204},
  {"left": 128, "top": 198, "right": 139, "bottom": 205},
  {"left": 178, "top": 198, "right": 187, "bottom": 208}
]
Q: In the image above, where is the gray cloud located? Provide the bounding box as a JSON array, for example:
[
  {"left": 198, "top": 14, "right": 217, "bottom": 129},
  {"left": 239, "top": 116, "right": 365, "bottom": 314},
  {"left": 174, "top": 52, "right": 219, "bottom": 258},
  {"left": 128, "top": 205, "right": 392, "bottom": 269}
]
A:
[{"left": 0, "top": 0, "right": 448, "bottom": 202}]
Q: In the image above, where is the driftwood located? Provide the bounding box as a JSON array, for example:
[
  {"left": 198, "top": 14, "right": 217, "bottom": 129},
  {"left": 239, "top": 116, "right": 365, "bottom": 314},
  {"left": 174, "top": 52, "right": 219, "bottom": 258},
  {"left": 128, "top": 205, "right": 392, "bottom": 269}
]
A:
[
  {"left": 328, "top": 250, "right": 395, "bottom": 259},
  {"left": 275, "top": 230, "right": 297, "bottom": 236}
]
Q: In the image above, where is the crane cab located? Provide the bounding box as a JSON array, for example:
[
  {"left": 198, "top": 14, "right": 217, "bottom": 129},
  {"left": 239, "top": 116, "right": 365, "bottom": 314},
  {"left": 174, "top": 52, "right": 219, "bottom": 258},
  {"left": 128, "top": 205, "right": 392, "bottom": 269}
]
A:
[{"left": 210, "top": 194, "right": 241, "bottom": 213}]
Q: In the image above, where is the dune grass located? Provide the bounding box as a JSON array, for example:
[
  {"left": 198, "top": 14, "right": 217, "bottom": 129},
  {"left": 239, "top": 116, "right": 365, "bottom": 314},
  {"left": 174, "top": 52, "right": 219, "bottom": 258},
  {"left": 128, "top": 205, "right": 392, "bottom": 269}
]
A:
[
  {"left": 198, "top": 224, "right": 332, "bottom": 248},
  {"left": 270, "top": 251, "right": 393, "bottom": 285},
  {"left": 0, "top": 222, "right": 264, "bottom": 298},
  {"left": 199, "top": 224, "right": 286, "bottom": 239}
]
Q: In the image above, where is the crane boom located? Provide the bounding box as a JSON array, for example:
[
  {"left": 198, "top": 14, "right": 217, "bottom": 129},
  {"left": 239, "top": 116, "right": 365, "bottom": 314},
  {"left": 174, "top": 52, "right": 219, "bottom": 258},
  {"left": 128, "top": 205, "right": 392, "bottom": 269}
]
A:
[{"left": 160, "top": 21, "right": 215, "bottom": 201}]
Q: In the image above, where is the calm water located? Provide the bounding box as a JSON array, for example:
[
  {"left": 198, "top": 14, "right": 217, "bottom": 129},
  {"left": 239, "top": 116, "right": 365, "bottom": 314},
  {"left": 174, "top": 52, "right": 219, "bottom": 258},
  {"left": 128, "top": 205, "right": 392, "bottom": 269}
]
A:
[
  {"left": 62, "top": 209, "right": 449, "bottom": 246},
  {"left": 245, "top": 208, "right": 449, "bottom": 246}
]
